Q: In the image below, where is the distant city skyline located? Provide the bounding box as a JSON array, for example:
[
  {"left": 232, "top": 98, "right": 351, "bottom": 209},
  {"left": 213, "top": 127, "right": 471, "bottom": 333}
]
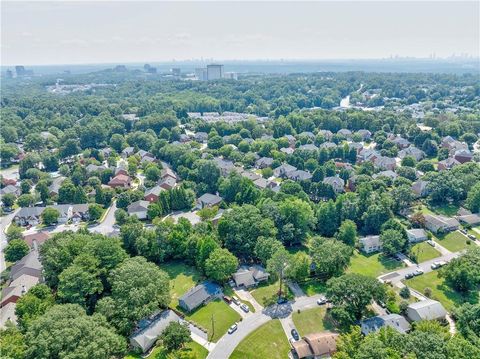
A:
[{"left": 2, "top": 1, "right": 479, "bottom": 66}]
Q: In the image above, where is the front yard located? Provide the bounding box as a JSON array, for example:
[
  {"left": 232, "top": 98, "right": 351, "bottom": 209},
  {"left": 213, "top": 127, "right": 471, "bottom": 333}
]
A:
[
  {"left": 433, "top": 231, "right": 472, "bottom": 252},
  {"left": 299, "top": 280, "right": 327, "bottom": 297},
  {"left": 230, "top": 320, "right": 291, "bottom": 359},
  {"left": 405, "top": 271, "right": 478, "bottom": 311},
  {"left": 292, "top": 307, "right": 335, "bottom": 336},
  {"left": 250, "top": 280, "right": 294, "bottom": 307},
  {"left": 347, "top": 251, "right": 404, "bottom": 278},
  {"left": 410, "top": 241, "right": 441, "bottom": 263},
  {"left": 125, "top": 341, "right": 208, "bottom": 359},
  {"left": 185, "top": 299, "right": 240, "bottom": 342}
]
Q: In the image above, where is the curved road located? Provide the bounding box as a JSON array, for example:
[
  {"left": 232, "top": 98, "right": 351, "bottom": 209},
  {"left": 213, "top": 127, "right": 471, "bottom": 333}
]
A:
[{"left": 207, "top": 294, "right": 323, "bottom": 359}]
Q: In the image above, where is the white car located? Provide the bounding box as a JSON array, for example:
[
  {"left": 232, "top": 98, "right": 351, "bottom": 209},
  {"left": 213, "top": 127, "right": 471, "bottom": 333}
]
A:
[
  {"left": 317, "top": 295, "right": 328, "bottom": 305},
  {"left": 431, "top": 261, "right": 446, "bottom": 269},
  {"left": 414, "top": 268, "right": 424, "bottom": 276},
  {"left": 426, "top": 240, "right": 435, "bottom": 247},
  {"left": 240, "top": 303, "right": 250, "bottom": 313},
  {"left": 228, "top": 324, "right": 238, "bottom": 334},
  {"left": 232, "top": 296, "right": 240, "bottom": 305}
]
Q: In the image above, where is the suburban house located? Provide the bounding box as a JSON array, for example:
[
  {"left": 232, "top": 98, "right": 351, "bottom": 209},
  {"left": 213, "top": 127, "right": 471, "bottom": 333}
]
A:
[
  {"left": 411, "top": 180, "right": 429, "bottom": 198},
  {"left": 374, "top": 156, "right": 397, "bottom": 171},
  {"left": 0, "top": 184, "right": 21, "bottom": 197},
  {"left": 373, "top": 170, "right": 398, "bottom": 181},
  {"left": 338, "top": 128, "right": 352, "bottom": 138},
  {"left": 178, "top": 282, "right": 222, "bottom": 312},
  {"left": 196, "top": 193, "right": 223, "bottom": 209},
  {"left": 122, "top": 147, "right": 135, "bottom": 158},
  {"left": 356, "top": 129, "right": 372, "bottom": 141},
  {"left": 14, "top": 207, "right": 45, "bottom": 226},
  {"left": 127, "top": 200, "right": 150, "bottom": 220},
  {"left": 406, "top": 228, "right": 428, "bottom": 243},
  {"left": 322, "top": 176, "right": 345, "bottom": 193},
  {"left": 423, "top": 214, "right": 460, "bottom": 234},
  {"left": 318, "top": 130, "right": 333, "bottom": 140},
  {"left": 391, "top": 136, "right": 410, "bottom": 149},
  {"left": 437, "top": 158, "right": 460, "bottom": 171},
  {"left": 286, "top": 170, "right": 313, "bottom": 181},
  {"left": 253, "top": 178, "right": 278, "bottom": 190},
  {"left": 130, "top": 310, "right": 183, "bottom": 353},
  {"left": 72, "top": 204, "right": 89, "bottom": 223},
  {"left": 406, "top": 299, "right": 447, "bottom": 322},
  {"left": 108, "top": 174, "right": 131, "bottom": 188},
  {"left": 53, "top": 204, "right": 73, "bottom": 224},
  {"left": 298, "top": 144, "right": 319, "bottom": 152},
  {"left": 255, "top": 157, "right": 274, "bottom": 169},
  {"left": 144, "top": 186, "right": 164, "bottom": 202},
  {"left": 273, "top": 163, "right": 297, "bottom": 178},
  {"left": 359, "top": 235, "right": 382, "bottom": 254},
  {"left": 232, "top": 265, "right": 269, "bottom": 288},
  {"left": 159, "top": 176, "right": 176, "bottom": 191},
  {"left": 319, "top": 142, "right": 337, "bottom": 150},
  {"left": 161, "top": 167, "right": 177, "bottom": 181},
  {"left": 213, "top": 157, "right": 236, "bottom": 176},
  {"left": 398, "top": 146, "right": 425, "bottom": 161},
  {"left": 48, "top": 176, "right": 65, "bottom": 197},
  {"left": 360, "top": 314, "right": 411, "bottom": 335},
  {"left": 280, "top": 147, "right": 295, "bottom": 155},
  {"left": 85, "top": 164, "right": 107, "bottom": 173},
  {"left": 115, "top": 164, "right": 129, "bottom": 176},
  {"left": 291, "top": 332, "right": 339, "bottom": 359},
  {"left": 22, "top": 231, "right": 50, "bottom": 249},
  {"left": 241, "top": 171, "right": 261, "bottom": 182},
  {"left": 456, "top": 214, "right": 480, "bottom": 226},
  {"left": 454, "top": 149, "right": 473, "bottom": 163},
  {"left": 194, "top": 132, "right": 208, "bottom": 143}
]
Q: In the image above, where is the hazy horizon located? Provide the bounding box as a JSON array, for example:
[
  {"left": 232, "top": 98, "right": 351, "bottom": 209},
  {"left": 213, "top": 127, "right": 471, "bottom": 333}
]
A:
[{"left": 2, "top": 1, "right": 479, "bottom": 66}]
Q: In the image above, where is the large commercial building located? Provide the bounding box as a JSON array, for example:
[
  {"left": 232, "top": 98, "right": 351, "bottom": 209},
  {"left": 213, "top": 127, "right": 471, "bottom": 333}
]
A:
[
  {"left": 195, "top": 67, "right": 207, "bottom": 81},
  {"left": 206, "top": 64, "right": 224, "bottom": 80}
]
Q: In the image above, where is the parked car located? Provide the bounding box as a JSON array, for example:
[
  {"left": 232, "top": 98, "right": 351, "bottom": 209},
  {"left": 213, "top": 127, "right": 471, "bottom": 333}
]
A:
[
  {"left": 228, "top": 324, "right": 238, "bottom": 334},
  {"left": 291, "top": 329, "right": 300, "bottom": 341},
  {"left": 317, "top": 295, "right": 328, "bottom": 305},
  {"left": 426, "top": 240, "right": 435, "bottom": 247},
  {"left": 460, "top": 229, "right": 468, "bottom": 234},
  {"left": 232, "top": 296, "right": 240, "bottom": 305},
  {"left": 414, "top": 268, "right": 424, "bottom": 276},
  {"left": 277, "top": 297, "right": 288, "bottom": 304},
  {"left": 467, "top": 234, "right": 476, "bottom": 240},
  {"left": 431, "top": 261, "right": 446, "bottom": 270},
  {"left": 240, "top": 303, "right": 250, "bottom": 313},
  {"left": 405, "top": 272, "right": 414, "bottom": 279},
  {"left": 289, "top": 337, "right": 296, "bottom": 346},
  {"left": 223, "top": 295, "right": 232, "bottom": 304}
]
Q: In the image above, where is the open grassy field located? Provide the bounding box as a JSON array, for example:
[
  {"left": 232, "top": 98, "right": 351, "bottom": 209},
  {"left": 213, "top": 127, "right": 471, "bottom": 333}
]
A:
[
  {"left": 405, "top": 271, "right": 478, "bottom": 311},
  {"left": 410, "top": 241, "right": 441, "bottom": 263},
  {"left": 162, "top": 261, "right": 202, "bottom": 308},
  {"left": 125, "top": 341, "right": 208, "bottom": 359},
  {"left": 433, "top": 231, "right": 472, "bottom": 252},
  {"left": 230, "top": 320, "right": 291, "bottom": 359},
  {"left": 185, "top": 299, "right": 240, "bottom": 342},
  {"left": 292, "top": 307, "right": 335, "bottom": 336},
  {"left": 250, "top": 280, "right": 294, "bottom": 307},
  {"left": 299, "top": 280, "right": 327, "bottom": 297},
  {"left": 347, "top": 251, "right": 404, "bottom": 278}
]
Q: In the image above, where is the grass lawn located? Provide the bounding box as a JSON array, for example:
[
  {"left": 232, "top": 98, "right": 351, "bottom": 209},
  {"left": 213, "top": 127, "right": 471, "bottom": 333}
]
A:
[
  {"left": 185, "top": 299, "right": 240, "bottom": 342},
  {"left": 230, "top": 320, "right": 291, "bottom": 359},
  {"left": 292, "top": 307, "right": 335, "bottom": 336},
  {"left": 405, "top": 271, "right": 478, "bottom": 311},
  {"left": 433, "top": 231, "right": 472, "bottom": 252},
  {"left": 467, "top": 227, "right": 480, "bottom": 240},
  {"left": 124, "top": 341, "right": 208, "bottom": 359},
  {"left": 410, "top": 242, "right": 441, "bottom": 263},
  {"left": 299, "top": 280, "right": 327, "bottom": 297},
  {"left": 347, "top": 251, "right": 404, "bottom": 278},
  {"left": 223, "top": 286, "right": 256, "bottom": 313},
  {"left": 162, "top": 261, "right": 202, "bottom": 308},
  {"left": 430, "top": 204, "right": 460, "bottom": 217},
  {"left": 250, "top": 281, "right": 294, "bottom": 307}
]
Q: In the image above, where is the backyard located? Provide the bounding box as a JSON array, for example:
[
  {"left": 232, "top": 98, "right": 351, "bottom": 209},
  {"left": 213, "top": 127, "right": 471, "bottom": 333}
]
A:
[
  {"left": 292, "top": 307, "right": 335, "bottom": 336},
  {"left": 405, "top": 271, "right": 478, "bottom": 311},
  {"left": 230, "top": 320, "right": 291, "bottom": 359},
  {"left": 162, "top": 261, "right": 202, "bottom": 308},
  {"left": 250, "top": 280, "right": 294, "bottom": 307},
  {"left": 433, "top": 231, "right": 472, "bottom": 252},
  {"left": 347, "top": 251, "right": 404, "bottom": 278},
  {"left": 410, "top": 242, "right": 441, "bottom": 263},
  {"left": 185, "top": 299, "right": 240, "bottom": 342}
]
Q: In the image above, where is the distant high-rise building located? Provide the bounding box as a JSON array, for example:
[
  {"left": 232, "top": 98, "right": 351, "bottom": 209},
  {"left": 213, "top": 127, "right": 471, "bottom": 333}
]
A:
[
  {"left": 15, "top": 66, "right": 26, "bottom": 77},
  {"left": 224, "top": 72, "right": 238, "bottom": 80},
  {"left": 207, "top": 64, "right": 223, "bottom": 80},
  {"left": 5, "top": 69, "right": 13, "bottom": 78},
  {"left": 195, "top": 68, "right": 207, "bottom": 81}
]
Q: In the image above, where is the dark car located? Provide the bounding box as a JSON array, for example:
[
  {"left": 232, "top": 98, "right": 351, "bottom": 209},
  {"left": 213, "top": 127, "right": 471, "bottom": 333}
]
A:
[
  {"left": 405, "top": 273, "right": 414, "bottom": 279},
  {"left": 277, "top": 297, "right": 288, "bottom": 304},
  {"left": 291, "top": 329, "right": 300, "bottom": 341}
]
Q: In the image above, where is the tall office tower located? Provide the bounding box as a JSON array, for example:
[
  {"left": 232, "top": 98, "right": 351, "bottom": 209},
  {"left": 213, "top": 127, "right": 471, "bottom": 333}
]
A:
[
  {"left": 195, "top": 68, "right": 207, "bottom": 81},
  {"left": 206, "top": 64, "right": 223, "bottom": 80}
]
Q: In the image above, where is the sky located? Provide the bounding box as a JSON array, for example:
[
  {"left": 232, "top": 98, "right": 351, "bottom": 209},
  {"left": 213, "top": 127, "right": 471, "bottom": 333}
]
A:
[{"left": 1, "top": 1, "right": 479, "bottom": 66}]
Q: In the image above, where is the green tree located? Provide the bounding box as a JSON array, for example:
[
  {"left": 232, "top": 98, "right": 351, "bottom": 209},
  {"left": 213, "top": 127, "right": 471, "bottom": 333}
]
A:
[
  {"left": 25, "top": 304, "right": 126, "bottom": 359},
  {"left": 287, "top": 252, "right": 310, "bottom": 282},
  {"left": 7, "top": 224, "right": 23, "bottom": 241},
  {"left": 96, "top": 257, "right": 170, "bottom": 335},
  {"left": 380, "top": 229, "right": 407, "bottom": 256},
  {"left": 88, "top": 203, "right": 103, "bottom": 222},
  {"left": 4, "top": 239, "right": 30, "bottom": 262},
  {"left": 466, "top": 182, "right": 480, "bottom": 213},
  {"left": 254, "top": 236, "right": 284, "bottom": 265},
  {"left": 336, "top": 220, "right": 357, "bottom": 246},
  {"left": 41, "top": 207, "right": 60, "bottom": 226},
  {"left": 2, "top": 193, "right": 16, "bottom": 208},
  {"left": 161, "top": 322, "right": 192, "bottom": 352},
  {"left": 310, "top": 237, "right": 353, "bottom": 279},
  {"left": 0, "top": 326, "right": 26, "bottom": 359},
  {"left": 316, "top": 200, "right": 339, "bottom": 237},
  {"left": 440, "top": 247, "right": 480, "bottom": 293},
  {"left": 205, "top": 248, "right": 239, "bottom": 283},
  {"left": 15, "top": 284, "right": 55, "bottom": 331},
  {"left": 267, "top": 247, "right": 292, "bottom": 299},
  {"left": 327, "top": 274, "right": 386, "bottom": 325}
]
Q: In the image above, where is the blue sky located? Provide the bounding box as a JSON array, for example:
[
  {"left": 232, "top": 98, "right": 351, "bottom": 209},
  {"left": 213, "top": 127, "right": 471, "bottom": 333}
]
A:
[{"left": 2, "top": 1, "right": 479, "bottom": 65}]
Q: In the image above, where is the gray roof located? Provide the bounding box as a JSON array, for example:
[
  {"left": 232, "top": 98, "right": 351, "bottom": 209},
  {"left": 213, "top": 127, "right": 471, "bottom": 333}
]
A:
[
  {"left": 145, "top": 186, "right": 163, "bottom": 197},
  {"left": 179, "top": 282, "right": 221, "bottom": 311},
  {"left": 361, "top": 314, "right": 411, "bottom": 335},
  {"left": 298, "top": 144, "right": 318, "bottom": 151},
  {"left": 287, "top": 170, "right": 312, "bottom": 181},
  {"left": 197, "top": 193, "right": 222, "bottom": 206},
  {"left": 127, "top": 200, "right": 150, "bottom": 213},
  {"left": 48, "top": 176, "right": 65, "bottom": 194},
  {"left": 456, "top": 214, "right": 480, "bottom": 225},
  {"left": 0, "top": 185, "right": 20, "bottom": 196},
  {"left": 10, "top": 250, "right": 43, "bottom": 281},
  {"left": 130, "top": 310, "right": 182, "bottom": 353},
  {"left": 273, "top": 163, "right": 297, "bottom": 177},
  {"left": 406, "top": 228, "right": 427, "bottom": 240},
  {"left": 15, "top": 207, "right": 46, "bottom": 219},
  {"left": 407, "top": 299, "right": 447, "bottom": 321}
]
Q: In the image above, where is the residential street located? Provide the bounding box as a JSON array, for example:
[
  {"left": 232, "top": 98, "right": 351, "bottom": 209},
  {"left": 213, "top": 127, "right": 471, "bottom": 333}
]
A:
[
  {"left": 89, "top": 201, "right": 117, "bottom": 235},
  {"left": 0, "top": 209, "right": 19, "bottom": 272}
]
